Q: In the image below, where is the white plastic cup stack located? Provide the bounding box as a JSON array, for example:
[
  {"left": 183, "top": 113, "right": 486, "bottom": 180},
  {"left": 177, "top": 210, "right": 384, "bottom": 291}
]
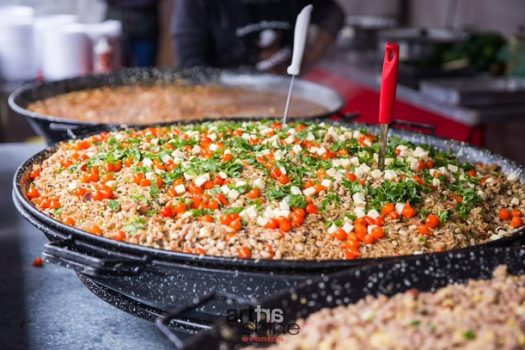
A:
[
  {"left": 34, "top": 14, "right": 79, "bottom": 75},
  {"left": 41, "top": 23, "right": 93, "bottom": 81},
  {"left": 0, "top": 5, "right": 37, "bottom": 82}
]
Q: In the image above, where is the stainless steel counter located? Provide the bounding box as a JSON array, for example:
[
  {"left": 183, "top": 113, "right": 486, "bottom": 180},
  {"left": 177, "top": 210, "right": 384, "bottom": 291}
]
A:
[{"left": 317, "top": 50, "right": 525, "bottom": 126}]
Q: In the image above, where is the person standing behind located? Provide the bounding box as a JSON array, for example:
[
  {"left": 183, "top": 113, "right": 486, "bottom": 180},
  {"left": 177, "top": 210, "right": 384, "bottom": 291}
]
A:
[
  {"left": 106, "top": 0, "right": 160, "bottom": 67},
  {"left": 171, "top": 0, "right": 344, "bottom": 74}
]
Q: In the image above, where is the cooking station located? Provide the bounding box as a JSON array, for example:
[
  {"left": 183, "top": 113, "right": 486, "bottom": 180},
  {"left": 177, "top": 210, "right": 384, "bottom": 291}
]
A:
[{"left": 2, "top": 2, "right": 525, "bottom": 349}]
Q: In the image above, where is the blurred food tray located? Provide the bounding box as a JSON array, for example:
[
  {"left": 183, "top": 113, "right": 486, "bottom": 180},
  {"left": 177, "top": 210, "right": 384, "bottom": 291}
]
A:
[{"left": 421, "top": 77, "right": 525, "bottom": 107}]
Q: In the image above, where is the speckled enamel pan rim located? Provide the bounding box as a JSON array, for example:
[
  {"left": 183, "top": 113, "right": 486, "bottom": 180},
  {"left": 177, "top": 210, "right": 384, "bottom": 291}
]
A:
[
  {"left": 12, "top": 119, "right": 525, "bottom": 270},
  {"left": 7, "top": 67, "right": 345, "bottom": 126}
]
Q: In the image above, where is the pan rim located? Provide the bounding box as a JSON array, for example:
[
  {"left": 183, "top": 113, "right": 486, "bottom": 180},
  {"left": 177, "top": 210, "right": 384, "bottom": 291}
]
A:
[{"left": 12, "top": 119, "right": 525, "bottom": 270}]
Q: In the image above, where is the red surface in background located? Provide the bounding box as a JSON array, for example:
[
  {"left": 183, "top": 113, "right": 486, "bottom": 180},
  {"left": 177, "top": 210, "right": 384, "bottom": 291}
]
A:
[{"left": 306, "top": 67, "right": 484, "bottom": 146}]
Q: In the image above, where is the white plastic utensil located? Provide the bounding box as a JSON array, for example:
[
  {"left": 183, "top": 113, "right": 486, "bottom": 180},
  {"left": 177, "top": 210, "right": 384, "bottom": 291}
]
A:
[{"left": 282, "top": 4, "right": 313, "bottom": 125}]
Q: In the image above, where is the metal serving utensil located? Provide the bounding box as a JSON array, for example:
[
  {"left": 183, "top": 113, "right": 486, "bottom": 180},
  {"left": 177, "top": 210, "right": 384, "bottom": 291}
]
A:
[
  {"left": 378, "top": 42, "right": 400, "bottom": 170},
  {"left": 282, "top": 4, "right": 313, "bottom": 126}
]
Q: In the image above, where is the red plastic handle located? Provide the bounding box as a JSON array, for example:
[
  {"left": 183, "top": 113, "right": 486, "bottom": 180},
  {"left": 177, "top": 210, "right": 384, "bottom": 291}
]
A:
[{"left": 379, "top": 42, "right": 400, "bottom": 125}]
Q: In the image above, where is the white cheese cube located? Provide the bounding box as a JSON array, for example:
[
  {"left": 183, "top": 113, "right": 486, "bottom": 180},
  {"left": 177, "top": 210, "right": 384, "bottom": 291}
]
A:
[
  {"left": 145, "top": 172, "right": 156, "bottom": 180},
  {"left": 354, "top": 207, "right": 366, "bottom": 218},
  {"left": 228, "top": 189, "right": 240, "bottom": 201},
  {"left": 342, "top": 222, "right": 354, "bottom": 233},
  {"left": 279, "top": 167, "right": 287, "bottom": 175},
  {"left": 257, "top": 217, "right": 269, "bottom": 226},
  {"left": 303, "top": 187, "right": 316, "bottom": 197},
  {"left": 367, "top": 225, "right": 377, "bottom": 235},
  {"left": 317, "top": 147, "right": 327, "bottom": 156},
  {"left": 447, "top": 164, "right": 459, "bottom": 173},
  {"left": 395, "top": 202, "right": 405, "bottom": 214},
  {"left": 279, "top": 200, "right": 290, "bottom": 211},
  {"left": 384, "top": 170, "right": 397, "bottom": 181},
  {"left": 292, "top": 144, "right": 302, "bottom": 154},
  {"left": 184, "top": 173, "right": 194, "bottom": 180},
  {"left": 508, "top": 172, "right": 518, "bottom": 182},
  {"left": 191, "top": 145, "right": 201, "bottom": 154},
  {"left": 194, "top": 173, "right": 210, "bottom": 187},
  {"left": 290, "top": 186, "right": 302, "bottom": 195},
  {"left": 142, "top": 158, "right": 153, "bottom": 168},
  {"left": 161, "top": 154, "right": 173, "bottom": 163},
  {"left": 218, "top": 171, "right": 228, "bottom": 179},
  {"left": 235, "top": 179, "right": 247, "bottom": 188},
  {"left": 350, "top": 157, "right": 360, "bottom": 166},
  {"left": 432, "top": 178, "right": 441, "bottom": 187},
  {"left": 253, "top": 178, "right": 265, "bottom": 189},
  {"left": 68, "top": 180, "right": 79, "bottom": 190},
  {"left": 327, "top": 224, "right": 338, "bottom": 234},
  {"left": 221, "top": 185, "right": 231, "bottom": 194},
  {"left": 209, "top": 144, "right": 218, "bottom": 152},
  {"left": 367, "top": 209, "right": 380, "bottom": 219},
  {"left": 511, "top": 197, "right": 520, "bottom": 206},
  {"left": 385, "top": 158, "right": 394, "bottom": 165},
  {"left": 352, "top": 192, "right": 366, "bottom": 206},
  {"left": 340, "top": 158, "right": 351, "bottom": 168},
  {"left": 174, "top": 184, "right": 186, "bottom": 194},
  {"left": 413, "top": 147, "right": 428, "bottom": 158},
  {"left": 306, "top": 132, "right": 315, "bottom": 141},
  {"left": 371, "top": 169, "right": 382, "bottom": 179},
  {"left": 310, "top": 146, "right": 319, "bottom": 154},
  {"left": 321, "top": 179, "right": 332, "bottom": 188}
]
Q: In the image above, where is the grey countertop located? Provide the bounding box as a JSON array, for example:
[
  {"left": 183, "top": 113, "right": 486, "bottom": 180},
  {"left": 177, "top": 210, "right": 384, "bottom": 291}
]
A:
[
  {"left": 0, "top": 144, "right": 175, "bottom": 350},
  {"left": 317, "top": 50, "right": 525, "bottom": 126}
]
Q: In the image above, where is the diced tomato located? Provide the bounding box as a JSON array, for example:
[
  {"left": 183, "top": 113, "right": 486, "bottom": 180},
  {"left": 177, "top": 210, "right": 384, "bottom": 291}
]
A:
[
  {"left": 222, "top": 153, "right": 233, "bottom": 162},
  {"left": 418, "top": 224, "right": 432, "bottom": 236},
  {"left": 355, "top": 224, "right": 367, "bottom": 240},
  {"left": 216, "top": 193, "right": 228, "bottom": 205},
  {"left": 89, "top": 224, "right": 102, "bottom": 236},
  {"left": 467, "top": 169, "right": 477, "bottom": 177},
  {"left": 344, "top": 249, "right": 360, "bottom": 260},
  {"left": 32, "top": 257, "right": 44, "bottom": 267},
  {"left": 201, "top": 215, "right": 214, "bottom": 223},
  {"left": 264, "top": 218, "right": 279, "bottom": 229},
  {"left": 173, "top": 202, "right": 187, "bottom": 214},
  {"left": 402, "top": 203, "right": 416, "bottom": 219},
  {"left": 29, "top": 169, "right": 41, "bottom": 179},
  {"left": 346, "top": 173, "right": 357, "bottom": 182},
  {"left": 229, "top": 218, "right": 242, "bottom": 231},
  {"left": 425, "top": 214, "right": 440, "bottom": 228},
  {"left": 499, "top": 208, "right": 511, "bottom": 221},
  {"left": 161, "top": 205, "right": 174, "bottom": 218},
  {"left": 375, "top": 216, "right": 385, "bottom": 227},
  {"left": 188, "top": 183, "right": 204, "bottom": 195},
  {"left": 203, "top": 181, "right": 215, "bottom": 190},
  {"left": 277, "top": 174, "right": 290, "bottom": 185},
  {"left": 371, "top": 226, "right": 385, "bottom": 240},
  {"left": 333, "top": 228, "right": 347, "bottom": 241},
  {"left": 27, "top": 187, "right": 40, "bottom": 199},
  {"left": 246, "top": 188, "right": 261, "bottom": 199},
  {"left": 363, "top": 234, "right": 376, "bottom": 244},
  {"left": 113, "top": 231, "right": 127, "bottom": 241},
  {"left": 512, "top": 209, "right": 522, "bottom": 217},
  {"left": 64, "top": 217, "right": 75, "bottom": 226},
  {"left": 277, "top": 217, "right": 292, "bottom": 233},
  {"left": 305, "top": 203, "right": 318, "bottom": 214},
  {"left": 511, "top": 216, "right": 523, "bottom": 228},
  {"left": 238, "top": 246, "right": 251, "bottom": 259},
  {"left": 364, "top": 216, "right": 376, "bottom": 226},
  {"left": 195, "top": 247, "right": 207, "bottom": 255},
  {"left": 139, "top": 178, "right": 151, "bottom": 187}
]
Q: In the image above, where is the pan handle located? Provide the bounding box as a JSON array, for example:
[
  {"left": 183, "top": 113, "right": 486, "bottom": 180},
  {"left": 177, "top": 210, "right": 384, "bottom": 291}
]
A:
[
  {"left": 155, "top": 291, "right": 255, "bottom": 349},
  {"left": 43, "top": 236, "right": 148, "bottom": 277},
  {"left": 391, "top": 120, "right": 436, "bottom": 135}
]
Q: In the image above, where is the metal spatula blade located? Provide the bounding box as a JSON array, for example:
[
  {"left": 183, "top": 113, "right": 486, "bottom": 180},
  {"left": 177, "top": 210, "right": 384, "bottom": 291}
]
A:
[{"left": 282, "top": 4, "right": 313, "bottom": 125}]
